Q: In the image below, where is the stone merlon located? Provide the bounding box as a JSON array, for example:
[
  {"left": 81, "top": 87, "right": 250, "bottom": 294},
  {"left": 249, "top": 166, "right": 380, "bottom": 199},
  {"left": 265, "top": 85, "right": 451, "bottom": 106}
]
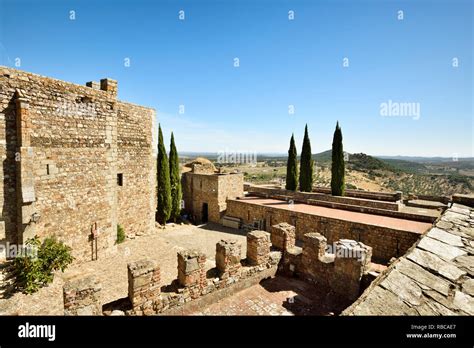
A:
[{"left": 100, "top": 78, "right": 118, "bottom": 97}]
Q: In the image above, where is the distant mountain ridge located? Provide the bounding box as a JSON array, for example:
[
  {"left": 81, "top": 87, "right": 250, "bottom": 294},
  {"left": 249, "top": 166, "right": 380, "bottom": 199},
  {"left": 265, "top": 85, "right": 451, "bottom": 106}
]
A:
[
  {"left": 376, "top": 155, "right": 474, "bottom": 163},
  {"left": 179, "top": 151, "right": 473, "bottom": 162},
  {"left": 181, "top": 149, "right": 473, "bottom": 196}
]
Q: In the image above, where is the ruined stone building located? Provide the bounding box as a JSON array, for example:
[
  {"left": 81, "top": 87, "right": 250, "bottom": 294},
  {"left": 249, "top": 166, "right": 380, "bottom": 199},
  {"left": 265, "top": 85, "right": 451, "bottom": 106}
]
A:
[
  {"left": 182, "top": 158, "right": 243, "bottom": 224},
  {"left": 0, "top": 67, "right": 156, "bottom": 262}
]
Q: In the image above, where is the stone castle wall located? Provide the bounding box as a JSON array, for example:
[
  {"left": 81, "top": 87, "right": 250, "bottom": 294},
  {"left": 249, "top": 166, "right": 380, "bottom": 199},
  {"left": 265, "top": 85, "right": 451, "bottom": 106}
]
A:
[
  {"left": 0, "top": 66, "right": 155, "bottom": 262},
  {"left": 226, "top": 199, "right": 420, "bottom": 263},
  {"left": 116, "top": 102, "right": 156, "bottom": 238}
]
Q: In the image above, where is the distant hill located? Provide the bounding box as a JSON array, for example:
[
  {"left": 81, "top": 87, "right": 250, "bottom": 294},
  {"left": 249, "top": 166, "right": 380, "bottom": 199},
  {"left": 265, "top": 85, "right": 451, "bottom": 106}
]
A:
[
  {"left": 349, "top": 153, "right": 395, "bottom": 171},
  {"left": 312, "top": 150, "right": 395, "bottom": 172},
  {"left": 202, "top": 148, "right": 473, "bottom": 195},
  {"left": 312, "top": 149, "right": 332, "bottom": 162},
  {"left": 377, "top": 158, "right": 428, "bottom": 174}
]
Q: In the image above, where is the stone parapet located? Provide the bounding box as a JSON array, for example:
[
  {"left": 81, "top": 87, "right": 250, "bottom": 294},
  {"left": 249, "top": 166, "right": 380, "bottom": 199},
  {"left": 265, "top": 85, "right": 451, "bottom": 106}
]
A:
[
  {"left": 281, "top": 231, "right": 373, "bottom": 307},
  {"left": 452, "top": 194, "right": 474, "bottom": 208}
]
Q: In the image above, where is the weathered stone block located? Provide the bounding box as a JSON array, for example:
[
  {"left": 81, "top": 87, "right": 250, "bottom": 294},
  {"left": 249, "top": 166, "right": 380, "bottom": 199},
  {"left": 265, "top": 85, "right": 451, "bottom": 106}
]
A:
[
  {"left": 333, "top": 239, "right": 373, "bottom": 302},
  {"left": 216, "top": 239, "right": 241, "bottom": 276},
  {"left": 63, "top": 275, "right": 102, "bottom": 316},
  {"left": 303, "top": 232, "right": 327, "bottom": 259},
  {"left": 246, "top": 230, "right": 271, "bottom": 266},
  {"left": 128, "top": 259, "right": 157, "bottom": 277},
  {"left": 271, "top": 222, "right": 295, "bottom": 251},
  {"left": 177, "top": 250, "right": 206, "bottom": 287}
]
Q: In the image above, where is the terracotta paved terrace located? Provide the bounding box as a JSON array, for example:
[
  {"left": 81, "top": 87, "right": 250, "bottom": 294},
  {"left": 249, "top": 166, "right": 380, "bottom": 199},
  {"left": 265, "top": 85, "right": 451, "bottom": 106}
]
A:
[{"left": 235, "top": 196, "right": 432, "bottom": 234}]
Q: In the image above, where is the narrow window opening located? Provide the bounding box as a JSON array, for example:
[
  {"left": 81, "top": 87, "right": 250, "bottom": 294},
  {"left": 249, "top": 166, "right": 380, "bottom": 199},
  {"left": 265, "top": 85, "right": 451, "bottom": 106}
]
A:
[
  {"left": 117, "top": 173, "right": 123, "bottom": 186},
  {"left": 46, "top": 164, "right": 50, "bottom": 175}
]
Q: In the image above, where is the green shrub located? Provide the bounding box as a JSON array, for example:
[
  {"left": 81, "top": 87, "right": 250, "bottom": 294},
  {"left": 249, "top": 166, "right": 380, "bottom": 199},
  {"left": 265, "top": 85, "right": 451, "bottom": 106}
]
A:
[
  {"left": 346, "top": 183, "right": 357, "bottom": 190},
  {"left": 14, "top": 236, "right": 74, "bottom": 294},
  {"left": 117, "top": 224, "right": 125, "bottom": 244}
]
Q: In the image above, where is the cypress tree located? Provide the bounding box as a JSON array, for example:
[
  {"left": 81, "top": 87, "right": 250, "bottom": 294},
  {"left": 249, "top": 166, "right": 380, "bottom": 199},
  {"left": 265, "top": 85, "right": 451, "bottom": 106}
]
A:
[
  {"left": 331, "top": 121, "right": 345, "bottom": 196},
  {"left": 169, "top": 132, "right": 182, "bottom": 222},
  {"left": 285, "top": 134, "right": 298, "bottom": 191},
  {"left": 157, "top": 124, "right": 172, "bottom": 224},
  {"left": 299, "top": 124, "right": 314, "bottom": 192}
]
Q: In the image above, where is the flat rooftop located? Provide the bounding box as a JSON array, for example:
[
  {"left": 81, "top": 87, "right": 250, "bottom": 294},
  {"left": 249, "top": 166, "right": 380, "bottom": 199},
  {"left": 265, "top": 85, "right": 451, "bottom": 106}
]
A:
[{"left": 232, "top": 196, "right": 433, "bottom": 234}]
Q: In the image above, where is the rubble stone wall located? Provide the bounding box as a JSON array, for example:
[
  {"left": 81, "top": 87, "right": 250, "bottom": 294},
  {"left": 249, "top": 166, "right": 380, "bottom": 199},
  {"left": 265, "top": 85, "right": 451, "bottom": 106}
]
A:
[{"left": 274, "top": 224, "right": 372, "bottom": 305}]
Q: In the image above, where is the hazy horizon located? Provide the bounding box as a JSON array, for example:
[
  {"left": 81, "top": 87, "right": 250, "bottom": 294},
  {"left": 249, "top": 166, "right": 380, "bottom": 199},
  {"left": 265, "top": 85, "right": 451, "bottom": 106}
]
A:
[{"left": 176, "top": 149, "right": 474, "bottom": 160}]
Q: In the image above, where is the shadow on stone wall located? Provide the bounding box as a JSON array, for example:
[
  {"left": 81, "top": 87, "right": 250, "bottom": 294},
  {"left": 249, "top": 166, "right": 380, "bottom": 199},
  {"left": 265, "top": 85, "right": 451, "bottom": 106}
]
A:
[{"left": 1, "top": 95, "right": 18, "bottom": 246}]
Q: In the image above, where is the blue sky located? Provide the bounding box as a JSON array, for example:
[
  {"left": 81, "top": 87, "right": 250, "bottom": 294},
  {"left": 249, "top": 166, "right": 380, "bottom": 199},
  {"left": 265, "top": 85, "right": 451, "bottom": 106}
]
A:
[{"left": 0, "top": 0, "right": 472, "bottom": 156}]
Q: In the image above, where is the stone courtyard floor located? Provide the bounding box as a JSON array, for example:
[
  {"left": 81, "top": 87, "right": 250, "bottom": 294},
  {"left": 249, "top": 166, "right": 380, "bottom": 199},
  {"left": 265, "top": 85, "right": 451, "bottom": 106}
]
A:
[{"left": 0, "top": 223, "right": 249, "bottom": 315}]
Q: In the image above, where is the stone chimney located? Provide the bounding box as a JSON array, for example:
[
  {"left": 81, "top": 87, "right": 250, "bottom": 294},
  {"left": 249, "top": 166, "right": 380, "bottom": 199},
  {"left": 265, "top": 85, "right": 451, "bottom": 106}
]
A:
[{"left": 100, "top": 78, "right": 118, "bottom": 97}]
